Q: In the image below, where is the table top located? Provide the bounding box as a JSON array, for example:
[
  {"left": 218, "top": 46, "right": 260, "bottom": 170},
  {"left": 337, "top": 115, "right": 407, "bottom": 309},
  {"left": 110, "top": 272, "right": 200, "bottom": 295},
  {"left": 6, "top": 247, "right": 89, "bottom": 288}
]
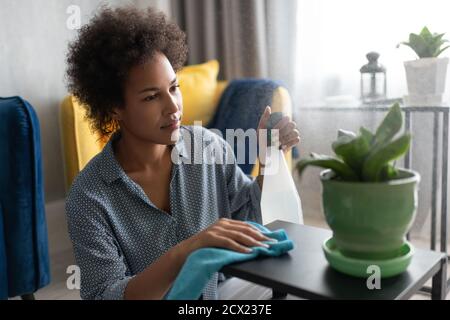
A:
[{"left": 221, "top": 221, "right": 446, "bottom": 300}]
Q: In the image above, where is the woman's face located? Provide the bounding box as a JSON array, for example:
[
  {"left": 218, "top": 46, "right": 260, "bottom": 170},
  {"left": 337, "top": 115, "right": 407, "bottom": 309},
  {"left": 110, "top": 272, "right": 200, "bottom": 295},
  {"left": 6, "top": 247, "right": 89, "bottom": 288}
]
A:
[{"left": 115, "top": 52, "right": 183, "bottom": 145}]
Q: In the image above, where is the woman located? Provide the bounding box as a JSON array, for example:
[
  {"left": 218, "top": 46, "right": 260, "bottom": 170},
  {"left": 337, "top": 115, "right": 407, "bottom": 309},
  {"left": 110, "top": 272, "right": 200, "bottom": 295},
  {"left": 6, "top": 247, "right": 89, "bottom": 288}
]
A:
[{"left": 65, "top": 5, "right": 300, "bottom": 300}]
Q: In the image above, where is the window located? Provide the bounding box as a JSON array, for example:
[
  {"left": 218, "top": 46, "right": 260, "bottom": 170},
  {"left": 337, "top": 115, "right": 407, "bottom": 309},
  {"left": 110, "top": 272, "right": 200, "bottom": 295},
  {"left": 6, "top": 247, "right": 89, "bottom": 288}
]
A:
[{"left": 295, "top": 0, "right": 450, "bottom": 105}]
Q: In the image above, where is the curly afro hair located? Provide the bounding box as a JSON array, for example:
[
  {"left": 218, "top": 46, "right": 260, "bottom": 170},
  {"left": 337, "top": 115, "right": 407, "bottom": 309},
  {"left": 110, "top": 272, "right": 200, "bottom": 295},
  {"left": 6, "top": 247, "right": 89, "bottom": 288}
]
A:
[{"left": 66, "top": 5, "right": 188, "bottom": 136}]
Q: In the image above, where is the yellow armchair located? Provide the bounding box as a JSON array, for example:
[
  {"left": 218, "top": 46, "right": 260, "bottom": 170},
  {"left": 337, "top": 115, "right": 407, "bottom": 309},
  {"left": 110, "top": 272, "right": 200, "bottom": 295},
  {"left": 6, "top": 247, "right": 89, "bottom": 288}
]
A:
[{"left": 59, "top": 62, "right": 293, "bottom": 191}]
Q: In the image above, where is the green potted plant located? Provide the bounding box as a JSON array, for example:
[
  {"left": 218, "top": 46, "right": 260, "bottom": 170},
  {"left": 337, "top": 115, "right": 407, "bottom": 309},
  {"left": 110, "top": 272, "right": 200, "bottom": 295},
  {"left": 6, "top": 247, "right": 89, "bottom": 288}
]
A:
[
  {"left": 397, "top": 26, "right": 449, "bottom": 106},
  {"left": 297, "top": 103, "right": 420, "bottom": 278}
]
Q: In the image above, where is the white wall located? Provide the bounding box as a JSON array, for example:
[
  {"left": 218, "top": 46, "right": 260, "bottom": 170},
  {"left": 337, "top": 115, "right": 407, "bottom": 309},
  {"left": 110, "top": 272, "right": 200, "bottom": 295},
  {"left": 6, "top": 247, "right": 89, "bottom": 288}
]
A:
[{"left": 0, "top": 0, "right": 170, "bottom": 204}]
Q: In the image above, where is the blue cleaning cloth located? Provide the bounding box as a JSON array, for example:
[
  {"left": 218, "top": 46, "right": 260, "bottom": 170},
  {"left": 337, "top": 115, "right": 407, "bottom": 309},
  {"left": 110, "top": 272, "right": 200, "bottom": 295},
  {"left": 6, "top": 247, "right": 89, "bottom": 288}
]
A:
[{"left": 166, "top": 222, "right": 294, "bottom": 300}]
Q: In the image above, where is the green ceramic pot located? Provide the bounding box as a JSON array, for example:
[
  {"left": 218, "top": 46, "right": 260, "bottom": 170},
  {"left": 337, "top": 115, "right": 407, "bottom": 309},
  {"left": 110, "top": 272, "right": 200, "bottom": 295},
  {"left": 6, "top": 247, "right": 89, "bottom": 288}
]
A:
[{"left": 320, "top": 169, "right": 420, "bottom": 260}]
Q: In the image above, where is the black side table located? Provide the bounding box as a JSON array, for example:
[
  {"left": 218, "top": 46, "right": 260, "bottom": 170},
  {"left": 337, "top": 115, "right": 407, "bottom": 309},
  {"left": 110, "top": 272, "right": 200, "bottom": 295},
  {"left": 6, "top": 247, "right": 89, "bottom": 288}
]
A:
[{"left": 222, "top": 221, "right": 448, "bottom": 300}]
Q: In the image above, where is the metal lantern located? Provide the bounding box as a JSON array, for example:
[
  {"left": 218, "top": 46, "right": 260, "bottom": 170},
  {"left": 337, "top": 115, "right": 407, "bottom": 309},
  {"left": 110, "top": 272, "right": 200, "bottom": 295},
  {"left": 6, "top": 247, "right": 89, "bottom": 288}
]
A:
[{"left": 360, "top": 51, "right": 387, "bottom": 103}]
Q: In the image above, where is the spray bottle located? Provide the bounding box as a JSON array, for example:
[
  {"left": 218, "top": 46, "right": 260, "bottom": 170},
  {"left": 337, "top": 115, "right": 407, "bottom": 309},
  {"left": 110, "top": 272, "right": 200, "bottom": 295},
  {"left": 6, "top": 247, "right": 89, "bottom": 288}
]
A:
[{"left": 260, "top": 112, "right": 304, "bottom": 225}]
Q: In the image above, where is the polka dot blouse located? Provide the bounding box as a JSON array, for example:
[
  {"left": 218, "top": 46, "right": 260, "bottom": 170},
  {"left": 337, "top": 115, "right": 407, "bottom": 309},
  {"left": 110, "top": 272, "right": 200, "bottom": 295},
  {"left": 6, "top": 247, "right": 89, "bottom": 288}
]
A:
[{"left": 65, "top": 126, "right": 262, "bottom": 300}]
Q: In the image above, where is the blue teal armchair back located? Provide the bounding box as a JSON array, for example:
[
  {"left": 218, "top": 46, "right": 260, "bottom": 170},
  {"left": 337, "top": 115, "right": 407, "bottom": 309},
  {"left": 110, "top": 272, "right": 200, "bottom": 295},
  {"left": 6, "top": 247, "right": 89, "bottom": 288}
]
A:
[{"left": 0, "top": 97, "right": 50, "bottom": 299}]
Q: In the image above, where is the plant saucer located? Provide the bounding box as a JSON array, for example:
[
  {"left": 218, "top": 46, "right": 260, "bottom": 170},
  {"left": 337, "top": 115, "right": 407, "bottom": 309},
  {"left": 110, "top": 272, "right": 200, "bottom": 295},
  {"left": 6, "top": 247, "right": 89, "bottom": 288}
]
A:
[{"left": 322, "top": 237, "right": 414, "bottom": 278}]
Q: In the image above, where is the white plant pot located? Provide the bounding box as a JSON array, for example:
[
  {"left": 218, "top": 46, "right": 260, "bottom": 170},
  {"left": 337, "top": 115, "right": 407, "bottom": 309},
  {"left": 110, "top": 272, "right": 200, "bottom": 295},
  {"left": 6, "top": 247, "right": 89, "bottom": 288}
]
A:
[{"left": 403, "top": 57, "right": 448, "bottom": 106}]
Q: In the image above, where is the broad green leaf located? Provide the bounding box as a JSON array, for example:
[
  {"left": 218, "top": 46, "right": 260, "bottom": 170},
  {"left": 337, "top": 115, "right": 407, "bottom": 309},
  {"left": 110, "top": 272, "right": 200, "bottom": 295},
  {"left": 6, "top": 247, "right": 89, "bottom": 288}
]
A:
[
  {"left": 420, "top": 26, "right": 432, "bottom": 39},
  {"left": 434, "top": 33, "right": 446, "bottom": 42},
  {"left": 379, "top": 164, "right": 399, "bottom": 181},
  {"left": 332, "top": 134, "right": 354, "bottom": 154},
  {"left": 297, "top": 153, "right": 359, "bottom": 181},
  {"left": 332, "top": 135, "right": 370, "bottom": 174},
  {"left": 337, "top": 129, "right": 356, "bottom": 139},
  {"left": 360, "top": 127, "right": 374, "bottom": 146},
  {"left": 396, "top": 41, "right": 410, "bottom": 49},
  {"left": 409, "top": 33, "right": 431, "bottom": 57},
  {"left": 432, "top": 33, "right": 446, "bottom": 46},
  {"left": 436, "top": 45, "right": 450, "bottom": 57},
  {"left": 362, "top": 134, "right": 411, "bottom": 181},
  {"left": 374, "top": 103, "right": 403, "bottom": 146}
]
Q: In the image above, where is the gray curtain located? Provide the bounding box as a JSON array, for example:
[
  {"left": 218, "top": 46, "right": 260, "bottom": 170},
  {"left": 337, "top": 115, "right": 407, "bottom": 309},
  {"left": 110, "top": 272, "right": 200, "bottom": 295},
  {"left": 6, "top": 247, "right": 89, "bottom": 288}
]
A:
[{"left": 170, "top": 0, "right": 298, "bottom": 92}]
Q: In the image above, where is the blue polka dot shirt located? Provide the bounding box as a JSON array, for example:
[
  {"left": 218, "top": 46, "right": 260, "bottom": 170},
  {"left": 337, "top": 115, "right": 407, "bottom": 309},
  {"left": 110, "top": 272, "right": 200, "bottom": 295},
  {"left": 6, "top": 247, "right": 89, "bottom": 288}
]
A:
[{"left": 65, "top": 126, "right": 262, "bottom": 300}]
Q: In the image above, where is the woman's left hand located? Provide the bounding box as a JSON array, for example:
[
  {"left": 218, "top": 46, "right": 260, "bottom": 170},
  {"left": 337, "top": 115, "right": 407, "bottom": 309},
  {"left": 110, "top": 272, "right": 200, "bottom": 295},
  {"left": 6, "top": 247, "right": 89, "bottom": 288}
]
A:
[{"left": 257, "top": 106, "right": 301, "bottom": 158}]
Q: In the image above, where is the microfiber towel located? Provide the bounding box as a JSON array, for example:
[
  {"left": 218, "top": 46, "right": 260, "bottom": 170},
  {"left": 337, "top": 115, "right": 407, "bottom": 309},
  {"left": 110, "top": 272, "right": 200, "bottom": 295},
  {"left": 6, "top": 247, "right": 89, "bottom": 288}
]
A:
[{"left": 166, "top": 221, "right": 294, "bottom": 300}]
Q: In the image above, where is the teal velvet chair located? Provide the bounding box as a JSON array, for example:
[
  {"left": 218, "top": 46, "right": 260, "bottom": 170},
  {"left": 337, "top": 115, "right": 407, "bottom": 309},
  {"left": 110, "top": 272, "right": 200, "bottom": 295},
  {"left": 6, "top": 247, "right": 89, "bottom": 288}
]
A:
[{"left": 0, "top": 96, "right": 50, "bottom": 299}]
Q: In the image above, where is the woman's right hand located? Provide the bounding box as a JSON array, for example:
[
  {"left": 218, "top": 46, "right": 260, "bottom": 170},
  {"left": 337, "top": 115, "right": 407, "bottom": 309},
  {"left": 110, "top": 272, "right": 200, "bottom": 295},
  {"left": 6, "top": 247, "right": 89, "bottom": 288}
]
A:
[
  {"left": 184, "top": 218, "right": 275, "bottom": 254},
  {"left": 124, "top": 219, "right": 275, "bottom": 299}
]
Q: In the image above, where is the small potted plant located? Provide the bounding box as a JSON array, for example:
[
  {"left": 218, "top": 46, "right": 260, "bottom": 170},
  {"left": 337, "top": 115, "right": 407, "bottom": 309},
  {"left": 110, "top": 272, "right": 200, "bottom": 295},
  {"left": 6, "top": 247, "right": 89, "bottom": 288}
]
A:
[
  {"left": 297, "top": 103, "right": 420, "bottom": 278},
  {"left": 397, "top": 26, "right": 449, "bottom": 106}
]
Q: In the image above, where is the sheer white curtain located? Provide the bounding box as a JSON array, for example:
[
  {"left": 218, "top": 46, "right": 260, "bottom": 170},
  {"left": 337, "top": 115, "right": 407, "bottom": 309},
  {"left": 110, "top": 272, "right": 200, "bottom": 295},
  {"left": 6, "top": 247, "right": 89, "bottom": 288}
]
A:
[{"left": 293, "top": 0, "right": 450, "bottom": 239}]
